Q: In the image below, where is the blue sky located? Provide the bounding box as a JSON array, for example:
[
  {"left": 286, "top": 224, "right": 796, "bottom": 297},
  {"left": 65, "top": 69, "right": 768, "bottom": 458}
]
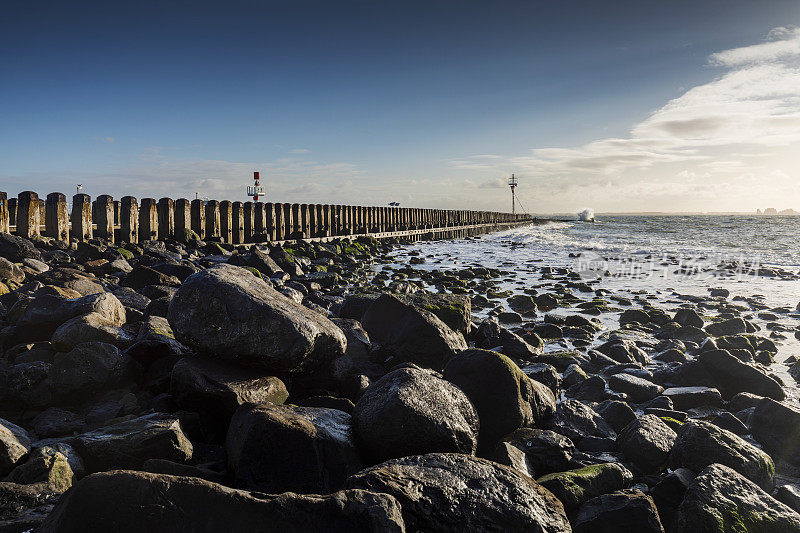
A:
[{"left": 2, "top": 1, "right": 800, "bottom": 212}]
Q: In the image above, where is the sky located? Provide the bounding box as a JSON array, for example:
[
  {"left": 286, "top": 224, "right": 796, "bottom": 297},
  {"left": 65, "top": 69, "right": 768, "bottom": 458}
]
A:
[{"left": 2, "top": 1, "right": 800, "bottom": 214}]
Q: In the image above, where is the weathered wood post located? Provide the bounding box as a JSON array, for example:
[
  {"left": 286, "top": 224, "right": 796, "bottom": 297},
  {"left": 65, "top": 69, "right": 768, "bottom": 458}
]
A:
[
  {"left": 300, "top": 204, "right": 310, "bottom": 238},
  {"left": 265, "top": 202, "right": 276, "bottom": 241},
  {"left": 120, "top": 196, "right": 138, "bottom": 243},
  {"left": 274, "top": 203, "right": 285, "bottom": 241},
  {"left": 113, "top": 201, "right": 121, "bottom": 226},
  {"left": 205, "top": 200, "right": 221, "bottom": 241},
  {"left": 37, "top": 199, "right": 46, "bottom": 228},
  {"left": 219, "top": 201, "right": 233, "bottom": 243},
  {"left": 283, "top": 203, "right": 293, "bottom": 239},
  {"left": 45, "top": 192, "right": 69, "bottom": 242},
  {"left": 190, "top": 199, "right": 206, "bottom": 240},
  {"left": 243, "top": 202, "right": 255, "bottom": 243},
  {"left": 289, "top": 204, "right": 300, "bottom": 239},
  {"left": 72, "top": 193, "right": 93, "bottom": 241},
  {"left": 17, "top": 191, "right": 40, "bottom": 239},
  {"left": 322, "top": 205, "right": 332, "bottom": 236},
  {"left": 8, "top": 198, "right": 17, "bottom": 228},
  {"left": 174, "top": 199, "right": 190, "bottom": 242},
  {"left": 139, "top": 198, "right": 158, "bottom": 242},
  {"left": 307, "top": 204, "right": 316, "bottom": 237},
  {"left": 95, "top": 195, "right": 114, "bottom": 242},
  {"left": 232, "top": 201, "right": 245, "bottom": 244},
  {"left": 254, "top": 202, "right": 266, "bottom": 240},
  {"left": 0, "top": 192, "right": 7, "bottom": 233},
  {"left": 157, "top": 198, "right": 174, "bottom": 241}
]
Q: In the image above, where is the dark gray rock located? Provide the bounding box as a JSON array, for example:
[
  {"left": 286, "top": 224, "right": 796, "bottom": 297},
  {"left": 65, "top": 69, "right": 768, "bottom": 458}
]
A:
[
  {"left": 49, "top": 342, "right": 134, "bottom": 401},
  {"left": 443, "top": 348, "right": 555, "bottom": 454},
  {"left": 353, "top": 366, "right": 478, "bottom": 463},
  {"left": 675, "top": 463, "right": 800, "bottom": 533},
  {"left": 596, "top": 400, "right": 637, "bottom": 433},
  {"left": 673, "top": 308, "right": 704, "bottom": 329},
  {"left": 705, "top": 317, "right": 747, "bottom": 337},
  {"left": 346, "top": 452, "right": 571, "bottom": 532},
  {"left": 168, "top": 264, "right": 346, "bottom": 372},
  {"left": 608, "top": 373, "right": 663, "bottom": 403},
  {"left": 0, "top": 418, "right": 31, "bottom": 476},
  {"left": 522, "top": 362, "right": 561, "bottom": 395},
  {"left": 547, "top": 399, "right": 617, "bottom": 444},
  {"left": 537, "top": 462, "right": 633, "bottom": 511},
  {"left": 668, "top": 420, "right": 774, "bottom": 490},
  {"left": 39, "top": 470, "right": 405, "bottom": 533},
  {"left": 361, "top": 294, "right": 466, "bottom": 371},
  {"left": 651, "top": 468, "right": 695, "bottom": 532},
  {"left": 616, "top": 414, "right": 677, "bottom": 474},
  {"left": 751, "top": 397, "right": 800, "bottom": 466},
  {"left": 661, "top": 386, "right": 722, "bottom": 410},
  {"left": 574, "top": 489, "right": 664, "bottom": 533},
  {"left": 227, "top": 403, "right": 362, "bottom": 493},
  {"left": 699, "top": 349, "right": 784, "bottom": 400},
  {"left": 503, "top": 428, "right": 575, "bottom": 476}
]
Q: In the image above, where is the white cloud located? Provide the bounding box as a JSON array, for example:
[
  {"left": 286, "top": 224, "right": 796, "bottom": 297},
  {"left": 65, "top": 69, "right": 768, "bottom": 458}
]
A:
[
  {"left": 451, "top": 26, "right": 800, "bottom": 212},
  {"left": 92, "top": 136, "right": 115, "bottom": 143},
  {"left": 289, "top": 148, "right": 310, "bottom": 154}
]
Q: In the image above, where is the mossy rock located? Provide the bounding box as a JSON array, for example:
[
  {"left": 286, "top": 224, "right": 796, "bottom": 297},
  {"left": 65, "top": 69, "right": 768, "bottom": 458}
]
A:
[
  {"left": 242, "top": 266, "right": 263, "bottom": 279},
  {"left": 537, "top": 462, "right": 633, "bottom": 510},
  {"left": 115, "top": 247, "right": 135, "bottom": 260}
]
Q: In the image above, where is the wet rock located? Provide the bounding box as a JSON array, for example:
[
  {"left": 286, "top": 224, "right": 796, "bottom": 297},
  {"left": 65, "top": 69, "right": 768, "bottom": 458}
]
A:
[
  {"left": 32, "top": 408, "right": 84, "bottom": 438},
  {"left": 346, "top": 452, "right": 571, "bottom": 532},
  {"left": 651, "top": 468, "right": 694, "bottom": 531},
  {"left": 608, "top": 373, "right": 663, "bottom": 403},
  {"left": 597, "top": 339, "right": 649, "bottom": 365},
  {"left": 661, "top": 386, "right": 722, "bottom": 410},
  {"left": 668, "top": 420, "right": 774, "bottom": 490},
  {"left": 775, "top": 484, "right": 800, "bottom": 514},
  {"left": 0, "top": 233, "right": 41, "bottom": 262},
  {"left": 568, "top": 375, "right": 609, "bottom": 402},
  {"left": 475, "top": 317, "right": 542, "bottom": 361},
  {"left": 39, "top": 470, "right": 405, "bottom": 533},
  {"left": 493, "top": 441, "right": 535, "bottom": 477},
  {"left": 596, "top": 400, "right": 637, "bottom": 433},
  {"left": 73, "top": 413, "right": 192, "bottom": 473},
  {"left": 507, "top": 294, "right": 537, "bottom": 315},
  {"left": 699, "top": 348, "right": 784, "bottom": 400},
  {"left": 353, "top": 366, "right": 478, "bottom": 463},
  {"left": 675, "top": 463, "right": 800, "bottom": 533},
  {"left": 6, "top": 448, "right": 75, "bottom": 492},
  {"left": 170, "top": 356, "right": 288, "bottom": 435},
  {"left": 537, "top": 462, "right": 633, "bottom": 511},
  {"left": 619, "top": 309, "right": 651, "bottom": 326},
  {"left": 522, "top": 362, "right": 560, "bottom": 395},
  {"left": 361, "top": 294, "right": 466, "bottom": 371},
  {"left": 616, "top": 414, "right": 677, "bottom": 474},
  {"left": 711, "top": 411, "right": 749, "bottom": 435},
  {"left": 751, "top": 397, "right": 800, "bottom": 466},
  {"left": 51, "top": 312, "right": 134, "bottom": 351},
  {"left": 673, "top": 308, "right": 704, "bottom": 329},
  {"left": 574, "top": 489, "right": 664, "bottom": 533},
  {"left": 705, "top": 317, "right": 747, "bottom": 337},
  {"left": 48, "top": 342, "right": 134, "bottom": 401},
  {"left": 121, "top": 265, "right": 181, "bottom": 290},
  {"left": 443, "top": 348, "right": 555, "bottom": 454},
  {"left": 546, "top": 399, "right": 617, "bottom": 443},
  {"left": 227, "top": 403, "right": 362, "bottom": 493},
  {"left": 503, "top": 428, "right": 575, "bottom": 476},
  {"left": 0, "top": 481, "right": 60, "bottom": 533},
  {"left": 10, "top": 292, "right": 126, "bottom": 341},
  {"left": 0, "top": 418, "right": 31, "bottom": 476},
  {"left": 168, "top": 264, "right": 346, "bottom": 372}
]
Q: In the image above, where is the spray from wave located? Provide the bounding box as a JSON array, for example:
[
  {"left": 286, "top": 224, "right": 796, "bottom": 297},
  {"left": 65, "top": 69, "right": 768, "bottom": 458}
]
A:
[{"left": 578, "top": 208, "right": 595, "bottom": 222}]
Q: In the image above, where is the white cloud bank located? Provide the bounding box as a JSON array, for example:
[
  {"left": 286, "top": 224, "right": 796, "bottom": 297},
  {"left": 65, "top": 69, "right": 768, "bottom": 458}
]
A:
[{"left": 452, "top": 26, "right": 800, "bottom": 213}]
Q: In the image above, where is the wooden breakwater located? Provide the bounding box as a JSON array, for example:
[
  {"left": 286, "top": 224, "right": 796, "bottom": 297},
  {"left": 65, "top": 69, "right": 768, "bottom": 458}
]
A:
[{"left": 0, "top": 190, "right": 537, "bottom": 244}]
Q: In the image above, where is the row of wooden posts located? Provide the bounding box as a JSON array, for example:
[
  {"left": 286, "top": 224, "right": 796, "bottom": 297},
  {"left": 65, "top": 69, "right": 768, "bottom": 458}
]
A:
[{"left": 0, "top": 191, "right": 532, "bottom": 244}]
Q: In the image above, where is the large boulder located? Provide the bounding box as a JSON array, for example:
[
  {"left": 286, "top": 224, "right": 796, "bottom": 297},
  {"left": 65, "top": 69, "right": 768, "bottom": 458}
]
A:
[
  {"left": 48, "top": 342, "right": 134, "bottom": 401},
  {"left": 546, "top": 399, "right": 617, "bottom": 444},
  {"left": 0, "top": 233, "right": 41, "bottom": 262},
  {"left": 751, "top": 397, "right": 800, "bottom": 466},
  {"left": 171, "top": 356, "right": 288, "bottom": 435},
  {"left": 360, "top": 294, "right": 467, "bottom": 371},
  {"left": 668, "top": 420, "right": 774, "bottom": 490},
  {"left": 661, "top": 386, "right": 722, "bottom": 410},
  {"left": 0, "top": 481, "right": 60, "bottom": 532},
  {"left": 168, "top": 264, "right": 346, "bottom": 372},
  {"left": 536, "top": 462, "right": 633, "bottom": 511},
  {"left": 698, "top": 349, "right": 784, "bottom": 400},
  {"left": 675, "top": 464, "right": 800, "bottom": 533},
  {"left": 39, "top": 470, "right": 405, "bottom": 533},
  {"left": 0, "top": 418, "right": 31, "bottom": 476},
  {"left": 346, "top": 453, "right": 571, "bottom": 532},
  {"left": 72, "top": 413, "right": 192, "bottom": 473},
  {"left": 608, "top": 373, "right": 663, "bottom": 403},
  {"left": 51, "top": 313, "right": 134, "bottom": 352},
  {"left": 352, "top": 366, "right": 478, "bottom": 463},
  {"left": 616, "top": 414, "right": 676, "bottom": 474},
  {"left": 443, "top": 349, "right": 555, "bottom": 454},
  {"left": 10, "top": 292, "right": 125, "bottom": 341},
  {"left": 574, "top": 489, "right": 664, "bottom": 533},
  {"left": 502, "top": 428, "right": 575, "bottom": 477},
  {"left": 226, "top": 403, "right": 362, "bottom": 493}
]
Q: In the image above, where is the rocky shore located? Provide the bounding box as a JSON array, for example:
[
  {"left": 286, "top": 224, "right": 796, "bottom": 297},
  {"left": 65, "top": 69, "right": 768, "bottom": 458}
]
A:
[{"left": 1, "top": 229, "right": 800, "bottom": 532}]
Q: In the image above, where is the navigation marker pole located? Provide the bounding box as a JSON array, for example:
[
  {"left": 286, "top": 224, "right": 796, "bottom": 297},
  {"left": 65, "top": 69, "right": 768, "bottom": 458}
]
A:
[
  {"left": 508, "top": 174, "right": 518, "bottom": 214},
  {"left": 247, "top": 172, "right": 265, "bottom": 201}
]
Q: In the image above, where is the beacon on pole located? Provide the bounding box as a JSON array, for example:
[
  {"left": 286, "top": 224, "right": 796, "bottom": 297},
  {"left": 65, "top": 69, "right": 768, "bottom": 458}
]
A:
[
  {"left": 508, "top": 174, "right": 518, "bottom": 214},
  {"left": 247, "top": 171, "right": 265, "bottom": 201}
]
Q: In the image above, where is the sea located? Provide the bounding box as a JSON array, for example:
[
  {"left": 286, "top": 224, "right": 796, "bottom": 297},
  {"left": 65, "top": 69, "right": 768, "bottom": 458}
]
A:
[{"left": 384, "top": 215, "right": 800, "bottom": 373}]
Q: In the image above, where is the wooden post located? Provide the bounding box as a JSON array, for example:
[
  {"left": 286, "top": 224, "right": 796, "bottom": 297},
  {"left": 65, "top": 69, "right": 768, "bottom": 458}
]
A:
[
  {"left": 190, "top": 199, "right": 206, "bottom": 239},
  {"left": 8, "top": 198, "right": 17, "bottom": 227},
  {"left": 157, "top": 198, "right": 175, "bottom": 241},
  {"left": 0, "top": 192, "right": 7, "bottom": 233},
  {"left": 265, "top": 202, "right": 276, "bottom": 241},
  {"left": 219, "top": 201, "right": 233, "bottom": 243},
  {"left": 300, "top": 203, "right": 310, "bottom": 238},
  {"left": 174, "top": 199, "right": 190, "bottom": 242},
  {"left": 274, "top": 203, "right": 284, "bottom": 241},
  {"left": 95, "top": 195, "right": 114, "bottom": 242},
  {"left": 283, "top": 203, "right": 293, "bottom": 239},
  {"left": 120, "top": 196, "right": 138, "bottom": 243},
  {"left": 139, "top": 198, "right": 158, "bottom": 242},
  {"left": 243, "top": 201, "right": 255, "bottom": 243},
  {"left": 17, "top": 191, "right": 40, "bottom": 239},
  {"left": 72, "top": 193, "right": 93, "bottom": 242},
  {"left": 232, "top": 201, "right": 245, "bottom": 244},
  {"left": 205, "top": 200, "right": 221, "bottom": 241},
  {"left": 254, "top": 202, "right": 266, "bottom": 239},
  {"left": 45, "top": 192, "right": 69, "bottom": 242}
]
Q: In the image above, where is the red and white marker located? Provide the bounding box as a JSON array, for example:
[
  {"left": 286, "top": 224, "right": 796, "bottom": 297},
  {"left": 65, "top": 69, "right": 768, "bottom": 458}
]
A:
[{"left": 247, "top": 171, "right": 265, "bottom": 201}]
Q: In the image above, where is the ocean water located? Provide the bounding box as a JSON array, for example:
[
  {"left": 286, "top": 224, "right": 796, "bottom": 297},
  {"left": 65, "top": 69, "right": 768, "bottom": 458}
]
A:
[{"left": 385, "top": 215, "right": 800, "bottom": 368}]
